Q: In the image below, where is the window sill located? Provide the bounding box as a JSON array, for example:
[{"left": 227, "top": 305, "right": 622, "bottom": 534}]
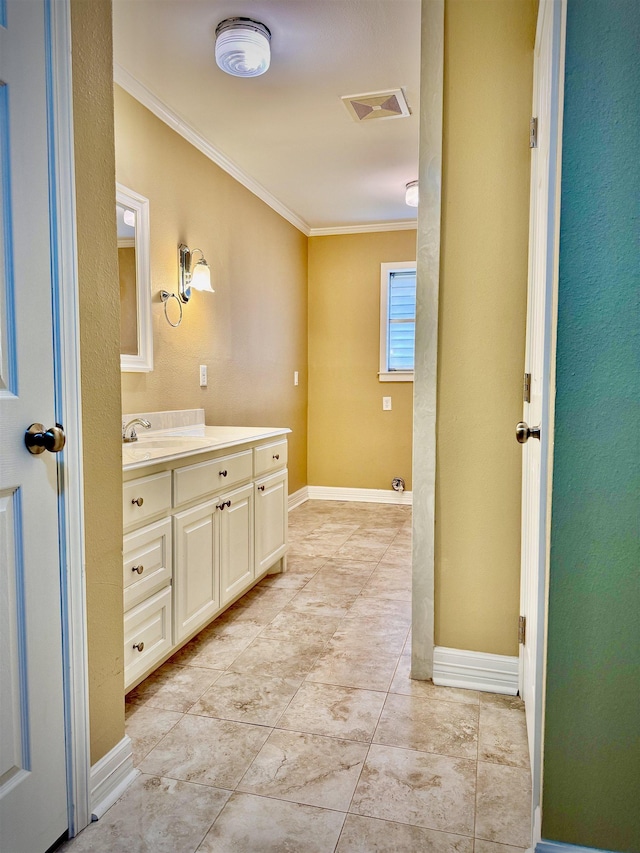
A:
[{"left": 378, "top": 372, "right": 414, "bottom": 383}]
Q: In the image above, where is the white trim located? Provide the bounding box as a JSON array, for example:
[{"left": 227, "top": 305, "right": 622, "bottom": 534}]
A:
[
  {"left": 113, "top": 64, "right": 311, "bottom": 237},
  {"left": 379, "top": 371, "right": 414, "bottom": 383},
  {"left": 116, "top": 183, "right": 153, "bottom": 372},
  {"left": 307, "top": 485, "right": 413, "bottom": 506},
  {"left": 288, "top": 487, "right": 309, "bottom": 511},
  {"left": 90, "top": 736, "right": 138, "bottom": 821},
  {"left": 309, "top": 221, "right": 418, "bottom": 237},
  {"left": 536, "top": 843, "right": 615, "bottom": 853},
  {"left": 433, "top": 646, "right": 519, "bottom": 695},
  {"left": 47, "top": 0, "right": 91, "bottom": 837}
]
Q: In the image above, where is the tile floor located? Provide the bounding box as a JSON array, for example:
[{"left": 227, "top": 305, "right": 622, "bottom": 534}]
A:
[{"left": 61, "top": 500, "right": 531, "bottom": 853}]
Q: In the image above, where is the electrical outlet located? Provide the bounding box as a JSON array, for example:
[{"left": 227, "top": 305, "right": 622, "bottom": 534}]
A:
[
  {"left": 199, "top": 364, "right": 207, "bottom": 387},
  {"left": 383, "top": 396, "right": 392, "bottom": 411},
  {"left": 294, "top": 371, "right": 299, "bottom": 386}
]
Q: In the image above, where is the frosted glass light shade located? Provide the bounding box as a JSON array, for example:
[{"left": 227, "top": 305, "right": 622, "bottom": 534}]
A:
[
  {"left": 215, "top": 18, "right": 271, "bottom": 78},
  {"left": 405, "top": 180, "right": 419, "bottom": 207},
  {"left": 190, "top": 259, "right": 214, "bottom": 293}
]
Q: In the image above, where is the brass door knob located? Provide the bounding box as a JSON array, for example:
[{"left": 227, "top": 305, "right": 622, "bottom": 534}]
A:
[
  {"left": 25, "top": 423, "right": 66, "bottom": 455},
  {"left": 132, "top": 565, "right": 144, "bottom": 574},
  {"left": 516, "top": 421, "right": 541, "bottom": 444}
]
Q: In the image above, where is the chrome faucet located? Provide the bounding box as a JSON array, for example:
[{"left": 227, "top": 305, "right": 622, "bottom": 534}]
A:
[{"left": 122, "top": 418, "right": 151, "bottom": 443}]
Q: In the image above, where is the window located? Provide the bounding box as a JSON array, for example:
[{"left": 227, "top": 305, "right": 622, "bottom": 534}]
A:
[{"left": 379, "top": 261, "right": 416, "bottom": 381}]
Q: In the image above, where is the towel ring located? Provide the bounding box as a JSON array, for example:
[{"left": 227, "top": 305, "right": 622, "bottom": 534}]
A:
[{"left": 160, "top": 290, "right": 183, "bottom": 327}]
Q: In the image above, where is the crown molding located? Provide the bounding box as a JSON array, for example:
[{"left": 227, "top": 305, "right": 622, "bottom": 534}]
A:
[
  {"left": 113, "top": 64, "right": 312, "bottom": 236},
  {"left": 309, "top": 221, "right": 418, "bottom": 237}
]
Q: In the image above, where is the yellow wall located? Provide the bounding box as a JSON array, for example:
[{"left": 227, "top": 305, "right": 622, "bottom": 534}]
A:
[
  {"left": 435, "top": 0, "right": 536, "bottom": 656},
  {"left": 115, "top": 88, "right": 309, "bottom": 495},
  {"left": 71, "top": 0, "right": 125, "bottom": 763},
  {"left": 308, "top": 232, "right": 416, "bottom": 490}
]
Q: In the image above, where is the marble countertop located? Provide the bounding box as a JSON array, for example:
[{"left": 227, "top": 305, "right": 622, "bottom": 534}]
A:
[{"left": 122, "top": 423, "right": 290, "bottom": 472}]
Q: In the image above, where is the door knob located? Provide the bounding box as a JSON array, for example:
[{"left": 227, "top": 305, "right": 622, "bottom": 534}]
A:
[
  {"left": 25, "top": 423, "right": 66, "bottom": 455},
  {"left": 516, "top": 421, "right": 541, "bottom": 444}
]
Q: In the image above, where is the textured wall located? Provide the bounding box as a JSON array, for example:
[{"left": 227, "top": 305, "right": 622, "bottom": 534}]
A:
[
  {"left": 542, "top": 1, "right": 640, "bottom": 849},
  {"left": 70, "top": 0, "right": 125, "bottom": 763},
  {"left": 308, "top": 231, "right": 417, "bottom": 490},
  {"left": 115, "top": 88, "right": 309, "bottom": 495},
  {"left": 435, "top": 0, "right": 536, "bottom": 656}
]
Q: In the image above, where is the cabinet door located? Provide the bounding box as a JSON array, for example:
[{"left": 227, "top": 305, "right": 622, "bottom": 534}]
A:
[
  {"left": 173, "top": 499, "right": 220, "bottom": 643},
  {"left": 220, "top": 483, "right": 254, "bottom": 606},
  {"left": 255, "top": 469, "right": 288, "bottom": 576}
]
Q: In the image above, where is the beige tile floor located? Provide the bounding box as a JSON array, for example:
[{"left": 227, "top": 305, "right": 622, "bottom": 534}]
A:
[{"left": 61, "top": 501, "right": 531, "bottom": 853}]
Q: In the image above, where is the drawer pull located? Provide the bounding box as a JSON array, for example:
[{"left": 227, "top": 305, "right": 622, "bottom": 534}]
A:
[
  {"left": 219, "top": 469, "right": 228, "bottom": 477},
  {"left": 131, "top": 497, "right": 144, "bottom": 507},
  {"left": 218, "top": 499, "right": 231, "bottom": 511},
  {"left": 132, "top": 641, "right": 145, "bottom": 652},
  {"left": 257, "top": 485, "right": 265, "bottom": 491},
  {"left": 132, "top": 565, "right": 144, "bottom": 575},
  {"left": 272, "top": 454, "right": 280, "bottom": 460}
]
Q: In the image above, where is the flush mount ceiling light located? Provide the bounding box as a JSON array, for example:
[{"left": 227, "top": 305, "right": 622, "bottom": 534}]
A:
[
  {"left": 215, "top": 17, "right": 271, "bottom": 78},
  {"left": 405, "top": 180, "right": 419, "bottom": 207}
]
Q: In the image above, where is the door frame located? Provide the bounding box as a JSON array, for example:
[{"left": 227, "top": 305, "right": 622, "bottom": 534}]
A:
[
  {"left": 45, "top": 0, "right": 91, "bottom": 837},
  {"left": 519, "top": 0, "right": 567, "bottom": 845}
]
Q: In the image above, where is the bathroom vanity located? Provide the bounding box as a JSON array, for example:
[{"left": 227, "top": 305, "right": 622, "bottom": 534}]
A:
[{"left": 121, "top": 410, "right": 289, "bottom": 690}]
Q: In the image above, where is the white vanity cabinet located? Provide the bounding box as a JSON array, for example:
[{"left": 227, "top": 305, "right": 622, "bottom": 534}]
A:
[{"left": 122, "top": 429, "right": 288, "bottom": 691}]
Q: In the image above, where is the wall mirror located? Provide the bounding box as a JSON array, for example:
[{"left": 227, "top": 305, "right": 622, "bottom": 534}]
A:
[{"left": 117, "top": 183, "right": 153, "bottom": 372}]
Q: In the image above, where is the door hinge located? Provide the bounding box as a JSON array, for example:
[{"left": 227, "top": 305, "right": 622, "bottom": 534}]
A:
[
  {"left": 519, "top": 615, "right": 527, "bottom": 645},
  {"left": 523, "top": 372, "right": 531, "bottom": 403},
  {"left": 530, "top": 117, "right": 538, "bottom": 149}
]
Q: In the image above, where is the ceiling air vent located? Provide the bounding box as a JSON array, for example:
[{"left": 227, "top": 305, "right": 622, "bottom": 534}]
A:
[{"left": 341, "top": 89, "right": 411, "bottom": 123}]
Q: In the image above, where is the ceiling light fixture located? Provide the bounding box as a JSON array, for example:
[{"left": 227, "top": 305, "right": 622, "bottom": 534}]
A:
[
  {"left": 215, "top": 17, "right": 271, "bottom": 78},
  {"left": 405, "top": 180, "right": 419, "bottom": 207}
]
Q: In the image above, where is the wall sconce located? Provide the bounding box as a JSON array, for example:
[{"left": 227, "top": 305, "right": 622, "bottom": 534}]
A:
[{"left": 160, "top": 243, "right": 214, "bottom": 327}]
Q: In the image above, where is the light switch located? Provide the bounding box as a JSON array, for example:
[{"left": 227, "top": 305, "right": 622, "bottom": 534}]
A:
[
  {"left": 294, "top": 371, "right": 299, "bottom": 386},
  {"left": 199, "top": 365, "right": 207, "bottom": 387},
  {"left": 383, "top": 396, "right": 392, "bottom": 411}
]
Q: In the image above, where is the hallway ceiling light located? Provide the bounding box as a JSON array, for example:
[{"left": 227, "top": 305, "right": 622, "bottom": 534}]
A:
[
  {"left": 405, "top": 180, "right": 419, "bottom": 207},
  {"left": 215, "top": 17, "right": 271, "bottom": 78}
]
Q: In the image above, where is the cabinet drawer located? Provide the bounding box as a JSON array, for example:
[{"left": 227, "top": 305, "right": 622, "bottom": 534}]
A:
[
  {"left": 254, "top": 440, "right": 288, "bottom": 477},
  {"left": 123, "top": 471, "right": 171, "bottom": 528},
  {"left": 124, "top": 587, "right": 172, "bottom": 691},
  {"left": 123, "top": 517, "right": 172, "bottom": 611},
  {"left": 174, "top": 449, "right": 252, "bottom": 506}
]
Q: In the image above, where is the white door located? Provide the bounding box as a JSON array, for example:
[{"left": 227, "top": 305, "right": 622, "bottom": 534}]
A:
[
  {"left": 518, "top": 0, "right": 565, "bottom": 840},
  {"left": 0, "top": 2, "right": 69, "bottom": 851}
]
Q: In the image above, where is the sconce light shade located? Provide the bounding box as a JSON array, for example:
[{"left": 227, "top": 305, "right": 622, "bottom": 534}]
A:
[
  {"left": 190, "top": 258, "right": 214, "bottom": 293},
  {"left": 215, "top": 18, "right": 271, "bottom": 78},
  {"left": 178, "top": 243, "right": 214, "bottom": 303},
  {"left": 405, "top": 180, "right": 419, "bottom": 208}
]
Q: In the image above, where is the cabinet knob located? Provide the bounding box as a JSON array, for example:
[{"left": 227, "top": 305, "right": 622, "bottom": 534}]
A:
[
  {"left": 131, "top": 496, "right": 144, "bottom": 506},
  {"left": 132, "top": 565, "right": 144, "bottom": 574},
  {"left": 132, "top": 641, "right": 145, "bottom": 652},
  {"left": 257, "top": 485, "right": 265, "bottom": 491},
  {"left": 272, "top": 454, "right": 280, "bottom": 460},
  {"left": 219, "top": 469, "right": 228, "bottom": 477}
]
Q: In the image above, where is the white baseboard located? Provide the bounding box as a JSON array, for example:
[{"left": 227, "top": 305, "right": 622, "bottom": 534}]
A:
[
  {"left": 306, "top": 485, "right": 413, "bottom": 505},
  {"left": 288, "top": 487, "right": 309, "bottom": 511},
  {"left": 90, "top": 735, "right": 139, "bottom": 820},
  {"left": 536, "top": 843, "right": 615, "bottom": 853},
  {"left": 433, "top": 646, "right": 519, "bottom": 695}
]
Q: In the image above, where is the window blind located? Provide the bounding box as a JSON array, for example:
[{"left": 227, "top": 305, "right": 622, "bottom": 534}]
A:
[{"left": 387, "top": 270, "right": 416, "bottom": 371}]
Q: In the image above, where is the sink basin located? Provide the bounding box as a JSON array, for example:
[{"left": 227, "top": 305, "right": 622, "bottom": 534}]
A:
[{"left": 130, "top": 436, "right": 213, "bottom": 449}]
